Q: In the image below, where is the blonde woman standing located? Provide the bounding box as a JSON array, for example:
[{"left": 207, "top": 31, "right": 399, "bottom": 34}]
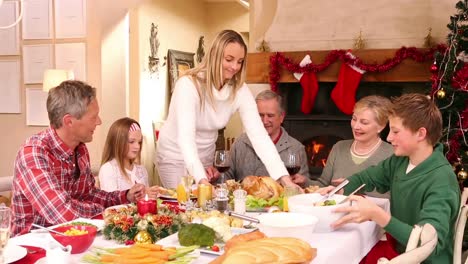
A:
[{"left": 156, "top": 30, "right": 298, "bottom": 189}]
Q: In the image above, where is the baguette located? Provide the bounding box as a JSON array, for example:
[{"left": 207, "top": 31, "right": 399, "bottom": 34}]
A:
[{"left": 210, "top": 237, "right": 316, "bottom": 264}]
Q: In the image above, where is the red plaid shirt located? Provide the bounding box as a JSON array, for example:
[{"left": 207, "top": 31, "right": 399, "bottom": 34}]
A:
[{"left": 12, "top": 128, "right": 128, "bottom": 236}]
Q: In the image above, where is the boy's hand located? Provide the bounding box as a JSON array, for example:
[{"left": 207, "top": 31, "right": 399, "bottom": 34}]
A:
[
  {"left": 127, "top": 183, "right": 146, "bottom": 202},
  {"left": 330, "top": 195, "right": 390, "bottom": 229}
]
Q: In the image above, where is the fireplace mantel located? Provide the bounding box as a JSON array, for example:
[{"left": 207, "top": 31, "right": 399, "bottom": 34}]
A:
[{"left": 246, "top": 49, "right": 432, "bottom": 83}]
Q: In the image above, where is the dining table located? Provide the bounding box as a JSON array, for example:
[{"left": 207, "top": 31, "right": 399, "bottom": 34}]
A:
[{"left": 7, "top": 196, "right": 390, "bottom": 264}]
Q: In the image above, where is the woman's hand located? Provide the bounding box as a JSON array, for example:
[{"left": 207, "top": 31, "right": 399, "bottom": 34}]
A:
[
  {"left": 291, "top": 174, "right": 307, "bottom": 187},
  {"left": 331, "top": 195, "right": 390, "bottom": 229},
  {"left": 331, "top": 178, "right": 346, "bottom": 186},
  {"left": 198, "top": 178, "right": 211, "bottom": 186},
  {"left": 278, "top": 175, "right": 304, "bottom": 193},
  {"left": 205, "top": 166, "right": 220, "bottom": 183},
  {"left": 146, "top": 186, "right": 162, "bottom": 199}
]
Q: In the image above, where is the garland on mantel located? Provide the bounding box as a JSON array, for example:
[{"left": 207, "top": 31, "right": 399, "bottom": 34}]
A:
[{"left": 269, "top": 45, "right": 447, "bottom": 92}]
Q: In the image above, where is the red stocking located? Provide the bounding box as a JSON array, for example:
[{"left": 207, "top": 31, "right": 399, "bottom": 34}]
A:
[
  {"left": 331, "top": 53, "right": 366, "bottom": 115},
  {"left": 294, "top": 55, "right": 319, "bottom": 114}
]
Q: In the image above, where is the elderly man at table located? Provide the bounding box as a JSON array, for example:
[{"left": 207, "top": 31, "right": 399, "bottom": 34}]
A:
[
  {"left": 11, "top": 80, "right": 145, "bottom": 236},
  {"left": 211, "top": 90, "right": 310, "bottom": 184}
]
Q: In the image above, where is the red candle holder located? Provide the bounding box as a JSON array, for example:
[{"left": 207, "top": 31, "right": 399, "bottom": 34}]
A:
[{"left": 137, "top": 194, "right": 157, "bottom": 216}]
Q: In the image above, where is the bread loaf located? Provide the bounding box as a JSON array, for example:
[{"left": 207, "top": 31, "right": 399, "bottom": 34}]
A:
[
  {"left": 210, "top": 237, "right": 316, "bottom": 264},
  {"left": 241, "top": 176, "right": 284, "bottom": 199}
]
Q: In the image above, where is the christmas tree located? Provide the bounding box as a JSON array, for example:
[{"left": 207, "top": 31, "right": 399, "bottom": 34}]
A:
[{"left": 431, "top": 0, "right": 468, "bottom": 185}]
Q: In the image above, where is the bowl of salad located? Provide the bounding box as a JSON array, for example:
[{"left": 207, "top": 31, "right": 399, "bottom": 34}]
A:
[{"left": 287, "top": 193, "right": 349, "bottom": 232}]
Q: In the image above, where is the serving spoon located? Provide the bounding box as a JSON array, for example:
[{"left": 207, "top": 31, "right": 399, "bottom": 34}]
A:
[
  {"left": 31, "top": 223, "right": 67, "bottom": 236},
  {"left": 315, "top": 179, "right": 350, "bottom": 205}
]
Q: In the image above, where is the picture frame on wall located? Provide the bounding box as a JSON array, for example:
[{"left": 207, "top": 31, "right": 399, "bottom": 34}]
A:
[{"left": 167, "top": 49, "right": 195, "bottom": 96}]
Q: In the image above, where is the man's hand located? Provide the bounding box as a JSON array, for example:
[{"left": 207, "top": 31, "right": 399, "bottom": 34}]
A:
[
  {"left": 278, "top": 175, "right": 304, "bottom": 193},
  {"left": 205, "top": 166, "right": 220, "bottom": 183},
  {"left": 126, "top": 183, "right": 145, "bottom": 202}
]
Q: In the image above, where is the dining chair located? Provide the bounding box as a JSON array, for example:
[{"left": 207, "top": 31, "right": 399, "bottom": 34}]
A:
[
  {"left": 377, "top": 223, "right": 437, "bottom": 264},
  {"left": 454, "top": 187, "right": 468, "bottom": 264}
]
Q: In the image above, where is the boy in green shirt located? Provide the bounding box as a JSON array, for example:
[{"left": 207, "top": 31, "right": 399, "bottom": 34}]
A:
[{"left": 327, "top": 93, "right": 460, "bottom": 263}]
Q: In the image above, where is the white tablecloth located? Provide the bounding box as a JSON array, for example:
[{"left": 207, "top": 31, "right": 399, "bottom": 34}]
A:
[{"left": 9, "top": 197, "right": 390, "bottom": 264}]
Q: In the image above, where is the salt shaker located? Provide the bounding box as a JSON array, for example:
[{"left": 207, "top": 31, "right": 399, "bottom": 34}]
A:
[
  {"left": 233, "top": 189, "right": 247, "bottom": 214},
  {"left": 214, "top": 187, "right": 229, "bottom": 212}
]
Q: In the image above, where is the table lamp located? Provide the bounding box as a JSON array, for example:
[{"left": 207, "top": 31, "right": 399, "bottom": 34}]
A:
[{"left": 42, "top": 69, "right": 74, "bottom": 92}]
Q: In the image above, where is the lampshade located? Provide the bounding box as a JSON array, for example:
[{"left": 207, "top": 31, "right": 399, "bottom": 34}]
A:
[
  {"left": 42, "top": 69, "right": 75, "bottom": 92},
  {"left": 0, "top": 0, "right": 24, "bottom": 29}
]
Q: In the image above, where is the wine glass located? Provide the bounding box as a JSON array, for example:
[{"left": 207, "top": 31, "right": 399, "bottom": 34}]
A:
[
  {"left": 285, "top": 152, "right": 301, "bottom": 176},
  {"left": 214, "top": 150, "right": 231, "bottom": 187},
  {"left": 0, "top": 206, "right": 11, "bottom": 264}
]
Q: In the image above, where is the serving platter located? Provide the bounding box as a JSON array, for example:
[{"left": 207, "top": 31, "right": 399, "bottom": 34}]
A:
[{"left": 157, "top": 227, "right": 255, "bottom": 256}]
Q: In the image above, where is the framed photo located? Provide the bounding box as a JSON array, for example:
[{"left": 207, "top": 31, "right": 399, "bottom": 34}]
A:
[{"left": 167, "top": 49, "right": 195, "bottom": 95}]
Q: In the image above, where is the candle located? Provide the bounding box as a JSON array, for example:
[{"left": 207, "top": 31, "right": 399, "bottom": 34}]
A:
[{"left": 137, "top": 194, "right": 157, "bottom": 216}]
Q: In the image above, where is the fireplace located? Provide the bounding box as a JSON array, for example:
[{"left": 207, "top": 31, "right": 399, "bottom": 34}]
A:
[
  {"left": 245, "top": 49, "right": 432, "bottom": 179},
  {"left": 279, "top": 82, "right": 426, "bottom": 179}
]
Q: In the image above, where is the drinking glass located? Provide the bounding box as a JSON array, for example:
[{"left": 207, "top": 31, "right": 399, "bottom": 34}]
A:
[
  {"left": 283, "top": 186, "right": 301, "bottom": 212},
  {"left": 0, "top": 206, "right": 11, "bottom": 264},
  {"left": 214, "top": 150, "right": 231, "bottom": 186},
  {"left": 285, "top": 152, "right": 301, "bottom": 176},
  {"left": 181, "top": 169, "right": 195, "bottom": 209}
]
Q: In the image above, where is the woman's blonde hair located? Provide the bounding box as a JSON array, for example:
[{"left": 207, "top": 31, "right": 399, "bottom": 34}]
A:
[
  {"left": 353, "top": 95, "right": 392, "bottom": 127},
  {"left": 101, "top": 117, "right": 142, "bottom": 182},
  {"left": 183, "top": 29, "right": 247, "bottom": 109}
]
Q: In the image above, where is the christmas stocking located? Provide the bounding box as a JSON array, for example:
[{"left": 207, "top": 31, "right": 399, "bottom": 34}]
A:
[
  {"left": 293, "top": 55, "right": 319, "bottom": 114},
  {"left": 331, "top": 52, "right": 366, "bottom": 115}
]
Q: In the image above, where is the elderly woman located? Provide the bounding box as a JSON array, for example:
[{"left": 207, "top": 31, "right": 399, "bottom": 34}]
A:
[{"left": 308, "top": 95, "right": 393, "bottom": 198}]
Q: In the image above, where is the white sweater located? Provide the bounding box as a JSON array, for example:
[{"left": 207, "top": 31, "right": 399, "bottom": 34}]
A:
[
  {"left": 157, "top": 76, "right": 288, "bottom": 183},
  {"left": 98, "top": 159, "right": 149, "bottom": 191}
]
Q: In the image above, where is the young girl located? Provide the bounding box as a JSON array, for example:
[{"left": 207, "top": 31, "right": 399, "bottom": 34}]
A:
[{"left": 99, "top": 118, "right": 158, "bottom": 197}]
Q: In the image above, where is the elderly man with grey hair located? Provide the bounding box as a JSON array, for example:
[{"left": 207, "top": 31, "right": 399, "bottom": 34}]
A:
[
  {"left": 219, "top": 89, "right": 311, "bottom": 184},
  {"left": 11, "top": 80, "right": 146, "bottom": 236}
]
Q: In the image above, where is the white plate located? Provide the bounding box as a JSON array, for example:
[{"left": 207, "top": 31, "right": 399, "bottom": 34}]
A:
[
  {"left": 158, "top": 227, "right": 255, "bottom": 256},
  {"left": 30, "top": 218, "right": 105, "bottom": 233},
  {"left": 5, "top": 244, "right": 27, "bottom": 263}
]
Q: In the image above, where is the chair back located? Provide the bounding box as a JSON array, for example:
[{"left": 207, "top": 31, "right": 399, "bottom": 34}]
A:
[
  {"left": 378, "top": 223, "right": 438, "bottom": 264},
  {"left": 454, "top": 187, "right": 468, "bottom": 264}
]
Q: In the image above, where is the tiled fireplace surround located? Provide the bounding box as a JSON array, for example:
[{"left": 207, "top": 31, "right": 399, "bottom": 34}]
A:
[{"left": 246, "top": 50, "right": 432, "bottom": 178}]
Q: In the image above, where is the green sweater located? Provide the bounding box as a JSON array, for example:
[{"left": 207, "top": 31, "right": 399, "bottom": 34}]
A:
[{"left": 344, "top": 143, "right": 460, "bottom": 263}]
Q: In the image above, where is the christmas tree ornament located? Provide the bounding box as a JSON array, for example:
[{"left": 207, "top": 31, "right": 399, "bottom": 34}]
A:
[
  {"left": 458, "top": 168, "right": 468, "bottom": 181},
  {"left": 293, "top": 55, "right": 319, "bottom": 114},
  {"left": 134, "top": 230, "right": 153, "bottom": 244},
  {"left": 430, "top": 62, "right": 438, "bottom": 73},
  {"left": 331, "top": 52, "right": 366, "bottom": 115},
  {"left": 436, "top": 89, "right": 446, "bottom": 99}
]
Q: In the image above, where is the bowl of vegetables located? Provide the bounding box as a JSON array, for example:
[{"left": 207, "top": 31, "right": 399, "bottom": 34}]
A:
[
  {"left": 50, "top": 225, "right": 97, "bottom": 254},
  {"left": 287, "top": 193, "right": 350, "bottom": 232}
]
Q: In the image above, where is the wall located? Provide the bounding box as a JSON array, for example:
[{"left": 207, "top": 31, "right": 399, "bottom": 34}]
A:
[
  {"left": 132, "top": 0, "right": 208, "bottom": 185},
  {"left": 0, "top": 0, "right": 249, "bottom": 182},
  {"left": 251, "top": 0, "right": 457, "bottom": 51}
]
